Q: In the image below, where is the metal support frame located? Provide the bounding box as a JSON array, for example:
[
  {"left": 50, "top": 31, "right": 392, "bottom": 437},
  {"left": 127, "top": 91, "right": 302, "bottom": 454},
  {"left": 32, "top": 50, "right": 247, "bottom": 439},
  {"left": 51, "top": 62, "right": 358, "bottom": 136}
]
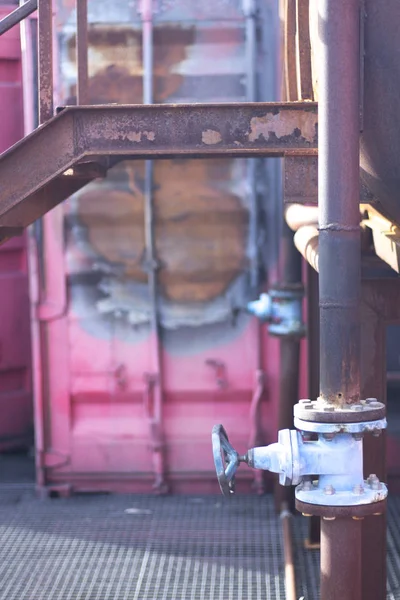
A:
[
  {"left": 140, "top": 0, "right": 167, "bottom": 494},
  {"left": 76, "top": 0, "right": 88, "bottom": 105},
  {"left": 37, "top": 0, "right": 53, "bottom": 124},
  {"left": 0, "top": 102, "right": 317, "bottom": 235},
  {"left": 0, "top": 0, "right": 37, "bottom": 37}
]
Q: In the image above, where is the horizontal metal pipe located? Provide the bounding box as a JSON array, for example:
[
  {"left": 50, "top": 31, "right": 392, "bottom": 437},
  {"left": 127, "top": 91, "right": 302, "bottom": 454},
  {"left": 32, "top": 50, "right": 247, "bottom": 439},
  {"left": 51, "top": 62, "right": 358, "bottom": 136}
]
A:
[
  {"left": 294, "top": 225, "right": 319, "bottom": 271},
  {"left": 285, "top": 203, "right": 318, "bottom": 232},
  {"left": 0, "top": 0, "right": 37, "bottom": 37}
]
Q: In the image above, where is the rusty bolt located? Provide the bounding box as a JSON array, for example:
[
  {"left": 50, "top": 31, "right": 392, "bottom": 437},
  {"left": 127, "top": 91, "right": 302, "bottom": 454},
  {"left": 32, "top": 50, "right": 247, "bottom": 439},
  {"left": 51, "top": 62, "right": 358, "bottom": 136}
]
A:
[
  {"left": 365, "top": 398, "right": 378, "bottom": 404},
  {"left": 302, "top": 513, "right": 312, "bottom": 517},
  {"left": 351, "top": 404, "right": 363, "bottom": 412},
  {"left": 352, "top": 484, "right": 364, "bottom": 495},
  {"left": 304, "top": 404, "right": 314, "bottom": 410},
  {"left": 324, "top": 484, "right": 335, "bottom": 495},
  {"left": 352, "top": 516, "right": 364, "bottom": 521},
  {"left": 301, "top": 432, "right": 312, "bottom": 442},
  {"left": 372, "top": 429, "right": 382, "bottom": 437},
  {"left": 352, "top": 433, "right": 363, "bottom": 441},
  {"left": 322, "top": 516, "right": 336, "bottom": 521},
  {"left": 322, "top": 433, "right": 335, "bottom": 442}
]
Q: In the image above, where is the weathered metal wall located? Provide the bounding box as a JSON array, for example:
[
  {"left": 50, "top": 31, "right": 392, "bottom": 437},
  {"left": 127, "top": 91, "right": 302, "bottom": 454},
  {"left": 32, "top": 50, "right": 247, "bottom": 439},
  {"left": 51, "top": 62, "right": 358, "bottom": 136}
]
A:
[
  {"left": 0, "top": 4, "right": 32, "bottom": 451},
  {"left": 26, "top": 0, "right": 282, "bottom": 492}
]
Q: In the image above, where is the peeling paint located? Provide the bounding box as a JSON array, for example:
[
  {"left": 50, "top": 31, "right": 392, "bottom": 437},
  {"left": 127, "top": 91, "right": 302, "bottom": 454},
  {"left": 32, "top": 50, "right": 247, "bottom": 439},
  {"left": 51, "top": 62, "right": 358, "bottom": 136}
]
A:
[
  {"left": 248, "top": 110, "right": 316, "bottom": 143},
  {"left": 127, "top": 131, "right": 142, "bottom": 142},
  {"left": 202, "top": 129, "right": 222, "bottom": 145},
  {"left": 145, "top": 131, "right": 155, "bottom": 141}
]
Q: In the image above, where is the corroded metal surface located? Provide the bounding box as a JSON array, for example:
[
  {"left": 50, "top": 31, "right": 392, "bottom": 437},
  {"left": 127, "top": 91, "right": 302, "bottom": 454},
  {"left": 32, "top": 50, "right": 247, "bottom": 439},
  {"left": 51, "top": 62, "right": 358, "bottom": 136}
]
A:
[
  {"left": 38, "top": 0, "right": 53, "bottom": 123},
  {"left": 0, "top": 102, "right": 317, "bottom": 230}
]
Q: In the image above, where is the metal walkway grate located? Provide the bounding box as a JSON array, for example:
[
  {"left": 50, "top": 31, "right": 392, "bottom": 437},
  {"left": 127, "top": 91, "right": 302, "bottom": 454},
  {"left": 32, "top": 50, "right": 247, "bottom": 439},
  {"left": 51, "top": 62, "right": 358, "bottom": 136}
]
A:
[
  {"left": 0, "top": 484, "right": 400, "bottom": 599},
  {"left": 0, "top": 489, "right": 286, "bottom": 600}
]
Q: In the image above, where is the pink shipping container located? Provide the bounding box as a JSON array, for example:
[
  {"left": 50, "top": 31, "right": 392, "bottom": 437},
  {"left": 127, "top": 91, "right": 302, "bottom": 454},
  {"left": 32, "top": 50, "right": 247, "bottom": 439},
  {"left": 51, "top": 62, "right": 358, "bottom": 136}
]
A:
[
  {"left": 17, "top": 0, "right": 307, "bottom": 495},
  {"left": 0, "top": 3, "right": 33, "bottom": 451}
]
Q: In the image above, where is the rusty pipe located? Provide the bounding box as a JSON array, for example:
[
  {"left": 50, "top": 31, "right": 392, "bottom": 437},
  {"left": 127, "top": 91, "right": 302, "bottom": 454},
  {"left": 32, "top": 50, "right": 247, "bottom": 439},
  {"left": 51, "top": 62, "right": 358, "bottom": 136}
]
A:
[
  {"left": 318, "top": 0, "right": 361, "bottom": 410},
  {"left": 280, "top": 502, "right": 297, "bottom": 600},
  {"left": 317, "top": 0, "right": 362, "bottom": 599},
  {"left": 275, "top": 221, "right": 302, "bottom": 512},
  {"left": 321, "top": 518, "right": 362, "bottom": 600}
]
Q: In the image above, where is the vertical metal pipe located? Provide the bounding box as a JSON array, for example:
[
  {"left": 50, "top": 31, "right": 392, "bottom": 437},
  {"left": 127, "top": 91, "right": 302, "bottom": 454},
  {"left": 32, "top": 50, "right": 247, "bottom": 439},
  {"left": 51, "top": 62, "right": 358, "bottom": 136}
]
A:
[
  {"left": 141, "top": 0, "right": 167, "bottom": 493},
  {"left": 318, "top": 1, "right": 361, "bottom": 599},
  {"left": 76, "top": 0, "right": 88, "bottom": 105},
  {"left": 280, "top": 502, "right": 298, "bottom": 600},
  {"left": 243, "top": 0, "right": 265, "bottom": 494},
  {"left": 38, "top": 0, "right": 53, "bottom": 123},
  {"left": 321, "top": 518, "right": 362, "bottom": 600},
  {"left": 243, "top": 0, "right": 259, "bottom": 291},
  {"left": 306, "top": 264, "right": 321, "bottom": 547},
  {"left": 274, "top": 221, "right": 302, "bottom": 512},
  {"left": 318, "top": 0, "right": 361, "bottom": 409}
]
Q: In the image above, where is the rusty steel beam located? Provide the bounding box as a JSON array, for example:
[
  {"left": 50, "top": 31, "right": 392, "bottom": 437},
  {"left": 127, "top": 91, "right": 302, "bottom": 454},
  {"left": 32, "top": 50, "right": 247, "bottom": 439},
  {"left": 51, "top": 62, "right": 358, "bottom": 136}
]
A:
[
  {"left": 0, "top": 0, "right": 37, "bottom": 37},
  {"left": 295, "top": 0, "right": 313, "bottom": 100},
  {"left": 76, "top": 0, "right": 89, "bottom": 105},
  {"left": 38, "top": 0, "right": 53, "bottom": 123},
  {"left": 0, "top": 103, "right": 317, "bottom": 230},
  {"left": 284, "top": 156, "right": 318, "bottom": 205}
]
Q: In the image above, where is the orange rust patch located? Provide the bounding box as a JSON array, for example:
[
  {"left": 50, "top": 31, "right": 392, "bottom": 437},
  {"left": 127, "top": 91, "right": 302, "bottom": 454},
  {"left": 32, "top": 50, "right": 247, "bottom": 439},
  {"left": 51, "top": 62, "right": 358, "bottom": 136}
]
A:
[
  {"left": 78, "top": 159, "right": 248, "bottom": 303},
  {"left": 70, "top": 23, "right": 249, "bottom": 303}
]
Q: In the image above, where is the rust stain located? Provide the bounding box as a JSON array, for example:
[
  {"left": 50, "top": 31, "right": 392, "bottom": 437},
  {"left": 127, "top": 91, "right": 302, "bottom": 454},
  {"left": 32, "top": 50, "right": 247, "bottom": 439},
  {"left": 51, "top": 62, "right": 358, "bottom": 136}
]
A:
[
  {"left": 202, "top": 130, "right": 222, "bottom": 145},
  {"left": 78, "top": 159, "right": 248, "bottom": 303},
  {"left": 248, "top": 110, "right": 316, "bottom": 143},
  {"left": 68, "top": 22, "right": 248, "bottom": 304},
  {"left": 67, "top": 25, "right": 196, "bottom": 104}
]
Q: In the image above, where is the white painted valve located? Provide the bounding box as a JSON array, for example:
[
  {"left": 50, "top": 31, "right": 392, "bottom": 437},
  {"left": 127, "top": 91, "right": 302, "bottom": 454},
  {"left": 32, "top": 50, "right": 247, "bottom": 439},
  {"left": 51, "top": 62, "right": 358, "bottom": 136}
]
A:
[{"left": 212, "top": 423, "right": 388, "bottom": 507}]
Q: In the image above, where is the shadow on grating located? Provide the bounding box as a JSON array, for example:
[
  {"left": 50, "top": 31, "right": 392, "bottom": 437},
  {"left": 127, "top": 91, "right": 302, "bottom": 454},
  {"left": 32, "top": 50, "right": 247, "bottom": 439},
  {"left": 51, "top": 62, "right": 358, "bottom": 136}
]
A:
[
  {"left": 0, "top": 483, "right": 399, "bottom": 600},
  {"left": 0, "top": 489, "right": 286, "bottom": 600}
]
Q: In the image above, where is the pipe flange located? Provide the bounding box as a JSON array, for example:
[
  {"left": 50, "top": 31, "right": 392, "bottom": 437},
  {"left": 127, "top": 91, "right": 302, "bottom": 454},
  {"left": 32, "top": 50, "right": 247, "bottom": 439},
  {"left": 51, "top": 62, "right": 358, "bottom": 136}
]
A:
[
  {"left": 295, "top": 476, "right": 387, "bottom": 508},
  {"left": 294, "top": 417, "right": 387, "bottom": 435},
  {"left": 296, "top": 497, "right": 387, "bottom": 519},
  {"left": 294, "top": 398, "right": 385, "bottom": 423}
]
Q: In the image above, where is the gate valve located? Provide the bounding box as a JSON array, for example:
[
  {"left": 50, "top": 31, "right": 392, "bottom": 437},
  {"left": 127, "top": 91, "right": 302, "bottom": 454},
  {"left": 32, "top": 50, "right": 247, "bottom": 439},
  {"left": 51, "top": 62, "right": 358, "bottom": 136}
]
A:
[
  {"left": 212, "top": 424, "right": 300, "bottom": 497},
  {"left": 212, "top": 423, "right": 388, "bottom": 507}
]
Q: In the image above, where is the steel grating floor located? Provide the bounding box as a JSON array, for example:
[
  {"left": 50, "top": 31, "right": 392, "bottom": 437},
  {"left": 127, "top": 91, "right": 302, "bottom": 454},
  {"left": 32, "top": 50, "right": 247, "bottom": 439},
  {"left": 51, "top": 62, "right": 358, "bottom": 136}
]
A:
[{"left": 0, "top": 483, "right": 400, "bottom": 599}]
